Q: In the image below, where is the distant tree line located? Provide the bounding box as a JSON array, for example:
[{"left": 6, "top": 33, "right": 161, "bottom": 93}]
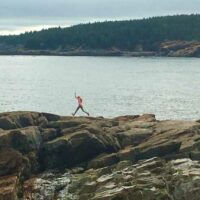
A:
[{"left": 0, "top": 14, "right": 200, "bottom": 51}]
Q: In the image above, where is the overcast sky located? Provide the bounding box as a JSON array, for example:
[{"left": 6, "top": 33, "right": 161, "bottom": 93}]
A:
[{"left": 0, "top": 0, "right": 200, "bottom": 35}]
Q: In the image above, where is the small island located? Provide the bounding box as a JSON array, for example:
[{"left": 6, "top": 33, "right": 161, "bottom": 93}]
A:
[{"left": 0, "top": 111, "right": 200, "bottom": 199}]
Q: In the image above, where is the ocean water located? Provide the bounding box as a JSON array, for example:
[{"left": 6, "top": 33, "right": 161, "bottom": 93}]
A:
[{"left": 0, "top": 56, "right": 200, "bottom": 120}]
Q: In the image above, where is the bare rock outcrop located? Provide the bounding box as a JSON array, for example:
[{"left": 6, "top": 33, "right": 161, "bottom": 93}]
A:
[
  {"left": 160, "top": 40, "right": 200, "bottom": 57},
  {"left": 0, "top": 111, "right": 200, "bottom": 199}
]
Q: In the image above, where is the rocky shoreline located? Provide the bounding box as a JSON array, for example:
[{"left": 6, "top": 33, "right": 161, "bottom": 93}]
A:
[
  {"left": 0, "top": 41, "right": 200, "bottom": 57},
  {"left": 0, "top": 112, "right": 200, "bottom": 199}
]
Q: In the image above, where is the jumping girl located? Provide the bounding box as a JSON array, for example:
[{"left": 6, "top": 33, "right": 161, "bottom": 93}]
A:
[{"left": 72, "top": 93, "right": 90, "bottom": 116}]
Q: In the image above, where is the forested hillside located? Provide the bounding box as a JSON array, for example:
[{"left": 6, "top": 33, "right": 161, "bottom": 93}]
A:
[{"left": 0, "top": 14, "right": 200, "bottom": 52}]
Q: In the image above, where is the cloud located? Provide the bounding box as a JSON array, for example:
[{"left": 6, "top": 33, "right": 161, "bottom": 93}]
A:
[
  {"left": 0, "top": 25, "right": 68, "bottom": 36},
  {"left": 0, "top": 0, "right": 200, "bottom": 35},
  {"left": 1, "top": 0, "right": 200, "bottom": 18}
]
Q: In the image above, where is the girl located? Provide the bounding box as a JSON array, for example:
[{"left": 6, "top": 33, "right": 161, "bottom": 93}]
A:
[{"left": 72, "top": 93, "right": 90, "bottom": 116}]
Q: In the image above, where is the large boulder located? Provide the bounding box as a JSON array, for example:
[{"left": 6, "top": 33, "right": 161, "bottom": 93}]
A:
[
  {"left": 0, "top": 112, "right": 38, "bottom": 129},
  {"left": 0, "top": 148, "right": 28, "bottom": 176},
  {"left": 0, "top": 126, "right": 42, "bottom": 153},
  {"left": 41, "top": 113, "right": 61, "bottom": 122},
  {"left": 136, "top": 141, "right": 181, "bottom": 160},
  {"left": 153, "top": 120, "right": 200, "bottom": 152},
  {"left": 128, "top": 120, "right": 200, "bottom": 161},
  {"left": 0, "top": 117, "right": 16, "bottom": 130},
  {"left": 41, "top": 128, "right": 58, "bottom": 142},
  {"left": 114, "top": 128, "right": 153, "bottom": 148},
  {"left": 41, "top": 130, "right": 120, "bottom": 169},
  {"left": 0, "top": 112, "right": 60, "bottom": 130}
]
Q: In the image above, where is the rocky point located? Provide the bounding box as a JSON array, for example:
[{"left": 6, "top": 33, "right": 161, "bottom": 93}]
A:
[{"left": 0, "top": 111, "right": 200, "bottom": 200}]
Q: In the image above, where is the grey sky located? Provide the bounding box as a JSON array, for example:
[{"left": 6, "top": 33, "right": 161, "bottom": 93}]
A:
[{"left": 0, "top": 0, "right": 200, "bottom": 35}]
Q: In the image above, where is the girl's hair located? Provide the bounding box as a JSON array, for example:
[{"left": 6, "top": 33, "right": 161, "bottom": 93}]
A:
[{"left": 77, "top": 96, "right": 83, "bottom": 102}]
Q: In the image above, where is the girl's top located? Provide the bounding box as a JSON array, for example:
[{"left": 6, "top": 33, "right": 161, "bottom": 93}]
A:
[{"left": 77, "top": 96, "right": 83, "bottom": 107}]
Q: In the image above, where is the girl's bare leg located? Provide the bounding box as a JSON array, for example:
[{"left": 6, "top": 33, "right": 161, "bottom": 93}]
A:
[
  {"left": 73, "top": 106, "right": 80, "bottom": 116},
  {"left": 81, "top": 107, "right": 90, "bottom": 116}
]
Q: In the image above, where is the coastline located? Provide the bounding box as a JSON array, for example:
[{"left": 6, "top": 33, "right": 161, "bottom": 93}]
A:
[
  {"left": 0, "top": 40, "right": 200, "bottom": 57},
  {"left": 0, "top": 50, "right": 157, "bottom": 57},
  {"left": 0, "top": 50, "right": 199, "bottom": 57},
  {"left": 0, "top": 111, "right": 200, "bottom": 199}
]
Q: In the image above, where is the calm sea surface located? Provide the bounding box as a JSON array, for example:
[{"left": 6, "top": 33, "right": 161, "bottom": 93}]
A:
[{"left": 0, "top": 56, "right": 200, "bottom": 120}]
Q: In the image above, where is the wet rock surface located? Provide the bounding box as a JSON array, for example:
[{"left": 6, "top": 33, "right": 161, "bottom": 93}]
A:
[{"left": 0, "top": 112, "right": 200, "bottom": 199}]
